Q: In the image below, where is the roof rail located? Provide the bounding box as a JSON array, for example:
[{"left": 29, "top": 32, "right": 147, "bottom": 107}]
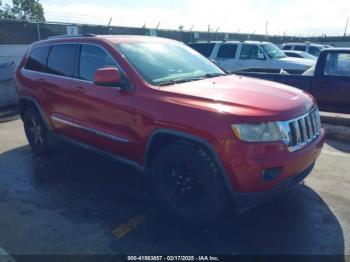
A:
[{"left": 47, "top": 33, "right": 96, "bottom": 39}]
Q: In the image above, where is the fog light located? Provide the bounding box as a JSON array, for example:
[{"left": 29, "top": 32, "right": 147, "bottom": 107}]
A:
[{"left": 262, "top": 167, "right": 283, "bottom": 182}]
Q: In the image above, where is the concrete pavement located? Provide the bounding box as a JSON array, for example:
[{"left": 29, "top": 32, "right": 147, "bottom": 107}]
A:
[{"left": 0, "top": 120, "right": 349, "bottom": 256}]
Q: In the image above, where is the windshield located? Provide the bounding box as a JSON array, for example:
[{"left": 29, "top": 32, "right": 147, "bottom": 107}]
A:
[
  {"left": 116, "top": 42, "right": 225, "bottom": 85},
  {"left": 261, "top": 43, "right": 286, "bottom": 59}
]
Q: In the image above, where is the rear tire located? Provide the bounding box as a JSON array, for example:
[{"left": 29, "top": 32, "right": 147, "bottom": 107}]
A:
[
  {"left": 23, "top": 107, "right": 56, "bottom": 156},
  {"left": 152, "top": 140, "right": 228, "bottom": 223}
]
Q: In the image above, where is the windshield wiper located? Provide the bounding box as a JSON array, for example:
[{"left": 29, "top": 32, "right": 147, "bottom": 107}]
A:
[
  {"left": 201, "top": 72, "right": 226, "bottom": 78},
  {"left": 157, "top": 78, "right": 196, "bottom": 86},
  {"left": 157, "top": 73, "right": 226, "bottom": 86}
]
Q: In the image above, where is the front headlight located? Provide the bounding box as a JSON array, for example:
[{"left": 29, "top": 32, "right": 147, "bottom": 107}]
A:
[{"left": 231, "top": 122, "right": 284, "bottom": 142}]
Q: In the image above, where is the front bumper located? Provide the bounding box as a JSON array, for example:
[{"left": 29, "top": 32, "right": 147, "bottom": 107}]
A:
[
  {"left": 232, "top": 163, "right": 315, "bottom": 212},
  {"left": 221, "top": 128, "right": 325, "bottom": 193},
  {"left": 217, "top": 128, "right": 325, "bottom": 211}
]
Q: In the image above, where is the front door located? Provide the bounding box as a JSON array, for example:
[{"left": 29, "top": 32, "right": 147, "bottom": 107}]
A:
[{"left": 69, "top": 43, "right": 134, "bottom": 158}]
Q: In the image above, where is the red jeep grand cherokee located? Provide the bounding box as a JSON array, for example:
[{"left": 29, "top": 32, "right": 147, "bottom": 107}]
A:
[{"left": 16, "top": 35, "right": 325, "bottom": 222}]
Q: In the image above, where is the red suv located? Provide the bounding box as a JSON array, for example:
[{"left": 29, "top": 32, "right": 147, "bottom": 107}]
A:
[{"left": 16, "top": 35, "right": 325, "bottom": 222}]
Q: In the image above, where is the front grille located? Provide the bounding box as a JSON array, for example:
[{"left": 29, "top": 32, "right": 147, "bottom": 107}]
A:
[{"left": 279, "top": 109, "right": 321, "bottom": 152}]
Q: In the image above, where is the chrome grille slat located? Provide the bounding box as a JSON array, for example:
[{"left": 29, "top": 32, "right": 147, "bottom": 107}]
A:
[{"left": 278, "top": 108, "right": 321, "bottom": 152}]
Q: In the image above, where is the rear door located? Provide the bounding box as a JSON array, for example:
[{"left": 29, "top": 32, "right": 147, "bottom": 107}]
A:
[
  {"left": 41, "top": 43, "right": 78, "bottom": 137},
  {"left": 313, "top": 51, "right": 350, "bottom": 112},
  {"left": 214, "top": 43, "right": 238, "bottom": 71},
  {"left": 69, "top": 43, "right": 134, "bottom": 158}
]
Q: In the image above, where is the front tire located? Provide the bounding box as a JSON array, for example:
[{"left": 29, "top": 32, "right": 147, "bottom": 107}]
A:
[
  {"left": 23, "top": 107, "right": 56, "bottom": 156},
  {"left": 152, "top": 140, "right": 228, "bottom": 223}
]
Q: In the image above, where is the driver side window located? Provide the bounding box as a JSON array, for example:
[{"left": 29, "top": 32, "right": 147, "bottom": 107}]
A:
[
  {"left": 79, "top": 44, "right": 118, "bottom": 81},
  {"left": 239, "top": 44, "right": 264, "bottom": 60}
]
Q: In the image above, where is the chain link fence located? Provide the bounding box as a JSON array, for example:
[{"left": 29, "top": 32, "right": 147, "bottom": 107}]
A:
[{"left": 1, "top": 19, "right": 350, "bottom": 45}]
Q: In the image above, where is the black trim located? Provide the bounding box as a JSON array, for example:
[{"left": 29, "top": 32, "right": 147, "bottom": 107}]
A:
[
  {"left": 56, "top": 134, "right": 144, "bottom": 172},
  {"left": 18, "top": 96, "right": 52, "bottom": 130},
  {"left": 144, "top": 128, "right": 236, "bottom": 195}
]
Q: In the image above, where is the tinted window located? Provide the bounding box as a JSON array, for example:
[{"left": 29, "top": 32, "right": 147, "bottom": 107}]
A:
[
  {"left": 239, "top": 44, "right": 264, "bottom": 60},
  {"left": 47, "top": 44, "right": 76, "bottom": 77},
  {"left": 283, "top": 45, "right": 292, "bottom": 50},
  {"left": 285, "top": 52, "right": 301, "bottom": 58},
  {"left": 309, "top": 46, "right": 321, "bottom": 56},
  {"left": 25, "top": 46, "right": 50, "bottom": 72},
  {"left": 217, "top": 44, "right": 238, "bottom": 59},
  {"left": 294, "top": 45, "right": 306, "bottom": 51},
  {"left": 79, "top": 44, "right": 117, "bottom": 81},
  {"left": 188, "top": 43, "right": 215, "bottom": 57},
  {"left": 324, "top": 53, "right": 350, "bottom": 77}
]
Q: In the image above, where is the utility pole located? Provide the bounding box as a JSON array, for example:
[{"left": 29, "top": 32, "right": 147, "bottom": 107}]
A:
[
  {"left": 265, "top": 20, "right": 268, "bottom": 40},
  {"left": 107, "top": 17, "right": 113, "bottom": 35},
  {"left": 208, "top": 24, "right": 211, "bottom": 41},
  {"left": 215, "top": 27, "right": 220, "bottom": 41},
  {"left": 344, "top": 16, "right": 349, "bottom": 37},
  {"left": 155, "top": 22, "right": 161, "bottom": 36},
  {"left": 36, "top": 20, "right": 41, "bottom": 40}
]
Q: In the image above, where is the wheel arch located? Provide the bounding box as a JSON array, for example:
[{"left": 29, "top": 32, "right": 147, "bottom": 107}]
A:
[
  {"left": 18, "top": 96, "right": 51, "bottom": 130},
  {"left": 144, "top": 128, "right": 235, "bottom": 194}
]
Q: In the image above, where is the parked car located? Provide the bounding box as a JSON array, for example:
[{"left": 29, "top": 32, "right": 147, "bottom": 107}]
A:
[
  {"left": 284, "top": 50, "right": 317, "bottom": 60},
  {"left": 16, "top": 35, "right": 324, "bottom": 222},
  {"left": 281, "top": 43, "right": 327, "bottom": 57},
  {"left": 188, "top": 41, "right": 315, "bottom": 73},
  {"left": 235, "top": 48, "right": 350, "bottom": 113}
]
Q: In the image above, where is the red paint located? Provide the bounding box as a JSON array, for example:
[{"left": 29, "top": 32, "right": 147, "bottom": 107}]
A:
[{"left": 16, "top": 36, "right": 325, "bottom": 194}]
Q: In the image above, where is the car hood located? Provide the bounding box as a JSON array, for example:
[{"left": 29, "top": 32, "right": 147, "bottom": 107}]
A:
[
  {"left": 278, "top": 57, "right": 316, "bottom": 66},
  {"left": 158, "top": 75, "right": 315, "bottom": 122}
]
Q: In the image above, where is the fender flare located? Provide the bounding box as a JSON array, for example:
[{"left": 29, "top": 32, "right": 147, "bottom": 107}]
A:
[
  {"left": 144, "top": 128, "right": 235, "bottom": 194},
  {"left": 18, "top": 96, "right": 52, "bottom": 130}
]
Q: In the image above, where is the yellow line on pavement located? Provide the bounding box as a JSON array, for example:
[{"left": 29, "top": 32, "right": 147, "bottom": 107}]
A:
[{"left": 112, "top": 209, "right": 154, "bottom": 239}]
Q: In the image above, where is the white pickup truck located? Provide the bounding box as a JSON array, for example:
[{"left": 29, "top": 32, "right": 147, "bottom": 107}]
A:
[{"left": 188, "top": 41, "right": 315, "bottom": 73}]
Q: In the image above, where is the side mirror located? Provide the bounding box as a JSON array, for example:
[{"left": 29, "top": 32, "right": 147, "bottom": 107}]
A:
[{"left": 93, "top": 67, "right": 128, "bottom": 89}]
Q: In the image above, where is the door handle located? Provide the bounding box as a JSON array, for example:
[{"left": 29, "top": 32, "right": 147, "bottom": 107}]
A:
[{"left": 321, "top": 80, "right": 331, "bottom": 85}]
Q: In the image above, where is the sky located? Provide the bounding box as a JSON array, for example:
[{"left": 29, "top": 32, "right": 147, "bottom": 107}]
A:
[{"left": 3, "top": 0, "right": 350, "bottom": 36}]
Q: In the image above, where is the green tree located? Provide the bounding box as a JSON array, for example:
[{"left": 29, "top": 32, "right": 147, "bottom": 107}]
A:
[{"left": 0, "top": 0, "right": 45, "bottom": 21}]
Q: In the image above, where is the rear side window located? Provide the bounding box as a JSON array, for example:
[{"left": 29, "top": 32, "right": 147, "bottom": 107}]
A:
[
  {"left": 79, "top": 44, "right": 117, "bottom": 81},
  {"left": 286, "top": 52, "right": 301, "bottom": 58},
  {"left": 294, "top": 45, "right": 306, "bottom": 51},
  {"left": 47, "top": 44, "right": 76, "bottom": 77},
  {"left": 324, "top": 53, "right": 350, "bottom": 76},
  {"left": 217, "top": 44, "right": 238, "bottom": 59},
  {"left": 282, "top": 45, "right": 292, "bottom": 50},
  {"left": 25, "top": 46, "right": 50, "bottom": 72},
  {"left": 188, "top": 43, "right": 215, "bottom": 57}
]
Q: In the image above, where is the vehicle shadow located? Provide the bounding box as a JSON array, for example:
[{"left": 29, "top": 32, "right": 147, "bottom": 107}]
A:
[
  {"left": 325, "top": 139, "right": 350, "bottom": 153},
  {"left": 0, "top": 144, "right": 345, "bottom": 257}
]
